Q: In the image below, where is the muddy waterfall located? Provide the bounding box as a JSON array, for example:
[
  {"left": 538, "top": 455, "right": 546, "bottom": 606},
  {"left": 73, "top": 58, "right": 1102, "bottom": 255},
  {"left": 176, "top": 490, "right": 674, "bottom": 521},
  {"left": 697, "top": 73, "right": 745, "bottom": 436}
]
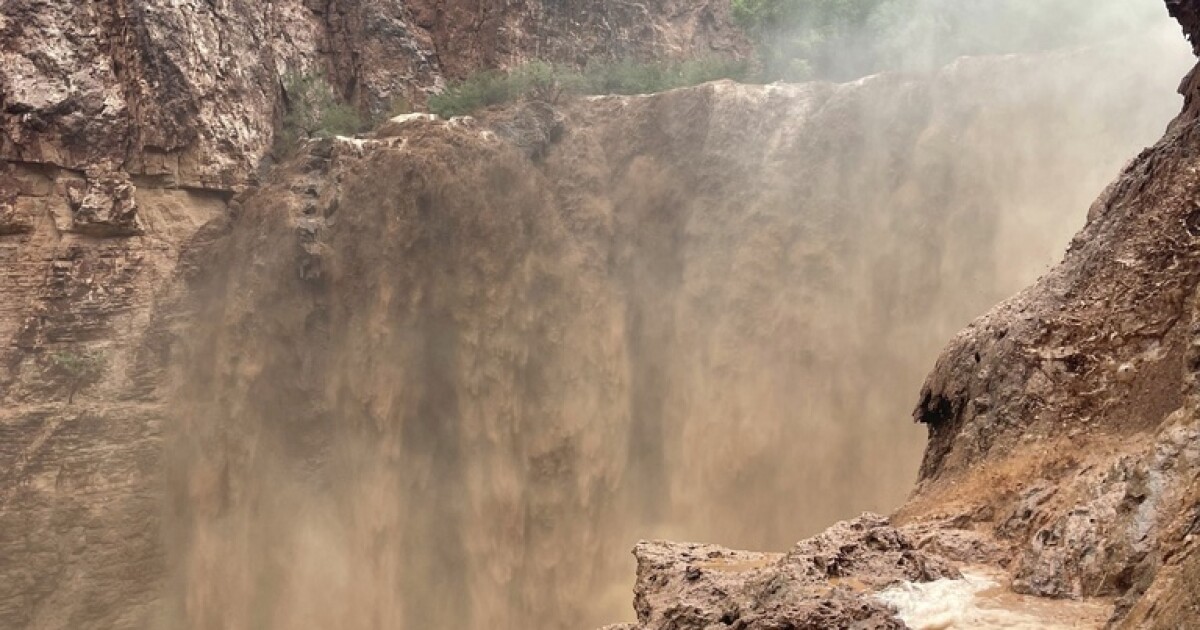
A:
[{"left": 3, "top": 1, "right": 1200, "bottom": 629}]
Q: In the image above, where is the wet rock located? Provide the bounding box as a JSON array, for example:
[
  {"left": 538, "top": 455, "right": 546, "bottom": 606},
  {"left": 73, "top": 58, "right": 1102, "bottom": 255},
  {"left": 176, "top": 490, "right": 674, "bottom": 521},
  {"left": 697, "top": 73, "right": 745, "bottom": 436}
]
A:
[
  {"left": 625, "top": 514, "right": 955, "bottom": 629},
  {"left": 485, "top": 102, "right": 566, "bottom": 161},
  {"left": 906, "top": 12, "right": 1200, "bottom": 608},
  {"left": 374, "top": 113, "right": 441, "bottom": 138}
]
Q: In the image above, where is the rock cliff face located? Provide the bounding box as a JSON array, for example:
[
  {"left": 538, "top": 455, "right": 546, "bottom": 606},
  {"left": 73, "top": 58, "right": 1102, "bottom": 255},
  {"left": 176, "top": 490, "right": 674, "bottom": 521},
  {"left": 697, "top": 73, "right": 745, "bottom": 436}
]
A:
[{"left": 0, "top": 0, "right": 745, "bottom": 190}]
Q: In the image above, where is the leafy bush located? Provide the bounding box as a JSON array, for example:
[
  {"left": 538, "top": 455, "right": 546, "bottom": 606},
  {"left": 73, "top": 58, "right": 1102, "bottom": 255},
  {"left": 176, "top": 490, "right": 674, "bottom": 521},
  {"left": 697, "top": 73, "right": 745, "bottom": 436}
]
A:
[
  {"left": 277, "top": 72, "right": 367, "bottom": 154},
  {"left": 49, "top": 350, "right": 103, "bottom": 404},
  {"left": 428, "top": 57, "right": 750, "bottom": 117}
]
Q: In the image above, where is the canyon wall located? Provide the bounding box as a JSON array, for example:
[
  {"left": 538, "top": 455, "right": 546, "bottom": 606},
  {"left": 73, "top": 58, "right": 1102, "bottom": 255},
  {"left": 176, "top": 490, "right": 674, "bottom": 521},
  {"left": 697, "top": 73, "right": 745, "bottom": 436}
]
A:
[{"left": 0, "top": 0, "right": 745, "bottom": 189}]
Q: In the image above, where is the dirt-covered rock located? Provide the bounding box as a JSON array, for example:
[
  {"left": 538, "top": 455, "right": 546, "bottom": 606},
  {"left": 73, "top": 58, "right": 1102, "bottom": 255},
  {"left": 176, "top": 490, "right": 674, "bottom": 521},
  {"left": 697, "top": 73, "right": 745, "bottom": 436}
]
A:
[{"left": 626, "top": 514, "right": 955, "bottom": 630}]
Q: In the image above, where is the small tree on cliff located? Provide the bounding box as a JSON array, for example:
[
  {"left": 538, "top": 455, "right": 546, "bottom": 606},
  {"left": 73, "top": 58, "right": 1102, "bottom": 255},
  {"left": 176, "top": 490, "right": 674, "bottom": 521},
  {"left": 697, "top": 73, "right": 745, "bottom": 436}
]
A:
[
  {"left": 50, "top": 350, "right": 103, "bottom": 404},
  {"left": 732, "top": 0, "right": 886, "bottom": 81},
  {"left": 277, "top": 71, "right": 366, "bottom": 154},
  {"left": 427, "top": 58, "right": 749, "bottom": 117}
]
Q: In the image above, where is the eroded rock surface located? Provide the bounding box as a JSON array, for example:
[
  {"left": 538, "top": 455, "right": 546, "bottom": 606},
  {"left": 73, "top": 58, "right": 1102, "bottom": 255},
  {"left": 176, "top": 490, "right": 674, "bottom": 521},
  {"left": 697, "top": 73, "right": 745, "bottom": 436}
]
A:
[
  {"left": 0, "top": 0, "right": 745, "bottom": 189},
  {"left": 628, "top": 515, "right": 957, "bottom": 630},
  {"left": 0, "top": 160, "right": 226, "bottom": 629}
]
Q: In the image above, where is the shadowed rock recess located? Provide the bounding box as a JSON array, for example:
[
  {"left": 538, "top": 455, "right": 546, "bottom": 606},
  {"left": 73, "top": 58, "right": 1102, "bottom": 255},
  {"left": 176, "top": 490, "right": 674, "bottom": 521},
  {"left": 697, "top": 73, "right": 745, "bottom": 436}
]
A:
[{"left": 3, "top": 1, "right": 1200, "bottom": 630}]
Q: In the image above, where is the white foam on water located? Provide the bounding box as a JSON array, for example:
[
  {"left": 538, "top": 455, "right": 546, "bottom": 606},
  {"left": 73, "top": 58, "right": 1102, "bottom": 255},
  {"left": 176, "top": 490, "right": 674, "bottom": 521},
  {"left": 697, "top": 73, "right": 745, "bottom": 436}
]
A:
[{"left": 876, "top": 569, "right": 1110, "bottom": 630}]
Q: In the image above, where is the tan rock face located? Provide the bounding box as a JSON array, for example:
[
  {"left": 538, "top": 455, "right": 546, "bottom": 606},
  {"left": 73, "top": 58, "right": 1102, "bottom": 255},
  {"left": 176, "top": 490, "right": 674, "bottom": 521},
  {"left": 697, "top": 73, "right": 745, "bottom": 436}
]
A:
[
  {"left": 406, "top": 0, "right": 748, "bottom": 78},
  {"left": 0, "top": 0, "right": 745, "bottom": 190},
  {"left": 64, "top": 167, "right": 143, "bottom": 237},
  {"left": 0, "top": 160, "right": 226, "bottom": 629}
]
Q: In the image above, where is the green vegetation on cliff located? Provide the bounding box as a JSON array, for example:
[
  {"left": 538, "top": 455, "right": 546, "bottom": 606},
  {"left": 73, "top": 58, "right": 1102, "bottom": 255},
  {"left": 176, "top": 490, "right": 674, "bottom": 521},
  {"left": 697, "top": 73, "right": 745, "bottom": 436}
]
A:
[
  {"left": 732, "top": 0, "right": 883, "bottom": 81},
  {"left": 277, "top": 72, "right": 367, "bottom": 153},
  {"left": 49, "top": 350, "right": 103, "bottom": 404},
  {"left": 428, "top": 57, "right": 750, "bottom": 117}
]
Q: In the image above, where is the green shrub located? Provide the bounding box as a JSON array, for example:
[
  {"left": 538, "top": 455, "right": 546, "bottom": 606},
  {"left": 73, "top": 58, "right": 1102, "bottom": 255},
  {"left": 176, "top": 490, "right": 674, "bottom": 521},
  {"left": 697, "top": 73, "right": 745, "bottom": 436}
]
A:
[
  {"left": 428, "top": 57, "right": 750, "bottom": 117},
  {"left": 277, "top": 71, "right": 366, "bottom": 154},
  {"left": 49, "top": 350, "right": 103, "bottom": 404}
]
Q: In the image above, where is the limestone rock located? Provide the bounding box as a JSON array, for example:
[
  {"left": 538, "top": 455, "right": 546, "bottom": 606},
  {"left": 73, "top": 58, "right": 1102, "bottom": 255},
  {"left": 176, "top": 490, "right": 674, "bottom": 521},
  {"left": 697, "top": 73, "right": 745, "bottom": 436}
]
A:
[
  {"left": 626, "top": 514, "right": 955, "bottom": 630},
  {"left": 0, "top": 190, "right": 30, "bottom": 236},
  {"left": 63, "top": 168, "right": 143, "bottom": 237},
  {"left": 374, "top": 113, "right": 442, "bottom": 138},
  {"left": 483, "top": 101, "right": 566, "bottom": 161}
]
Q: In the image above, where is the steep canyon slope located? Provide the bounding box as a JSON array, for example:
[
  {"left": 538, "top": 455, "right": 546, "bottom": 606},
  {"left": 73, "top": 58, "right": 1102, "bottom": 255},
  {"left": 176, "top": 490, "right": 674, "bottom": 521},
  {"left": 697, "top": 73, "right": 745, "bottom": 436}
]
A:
[
  {"left": 0, "top": 2, "right": 1195, "bottom": 630},
  {"left": 896, "top": 1, "right": 1200, "bottom": 626}
]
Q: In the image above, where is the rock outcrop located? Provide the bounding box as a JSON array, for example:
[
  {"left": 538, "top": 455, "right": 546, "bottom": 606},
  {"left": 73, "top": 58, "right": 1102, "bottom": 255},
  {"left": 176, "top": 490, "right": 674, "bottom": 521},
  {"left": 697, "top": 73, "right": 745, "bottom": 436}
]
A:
[
  {"left": 628, "top": 513, "right": 964, "bottom": 624},
  {"left": 628, "top": 514, "right": 957, "bottom": 630},
  {"left": 0, "top": 0, "right": 745, "bottom": 189}
]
